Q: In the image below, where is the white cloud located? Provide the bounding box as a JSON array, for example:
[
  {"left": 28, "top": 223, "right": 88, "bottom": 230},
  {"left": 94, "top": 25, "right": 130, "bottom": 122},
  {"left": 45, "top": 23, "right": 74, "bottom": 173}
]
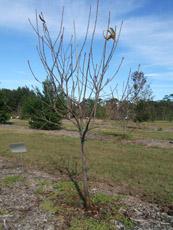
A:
[
  {"left": 153, "top": 84, "right": 173, "bottom": 88},
  {"left": 0, "top": 0, "right": 144, "bottom": 35},
  {"left": 0, "top": 0, "right": 35, "bottom": 30},
  {"left": 145, "top": 72, "right": 173, "bottom": 81},
  {"left": 145, "top": 73, "right": 159, "bottom": 77},
  {"left": 15, "top": 70, "right": 28, "bottom": 75},
  {"left": 120, "top": 16, "right": 173, "bottom": 68}
]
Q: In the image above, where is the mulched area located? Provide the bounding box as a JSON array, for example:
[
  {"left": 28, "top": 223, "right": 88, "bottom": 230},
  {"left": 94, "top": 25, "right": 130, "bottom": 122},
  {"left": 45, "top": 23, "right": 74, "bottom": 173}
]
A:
[{"left": 0, "top": 158, "right": 173, "bottom": 230}]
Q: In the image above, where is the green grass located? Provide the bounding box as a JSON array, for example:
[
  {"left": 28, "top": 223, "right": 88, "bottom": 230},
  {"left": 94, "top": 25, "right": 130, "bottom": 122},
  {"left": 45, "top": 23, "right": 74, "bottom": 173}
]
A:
[
  {"left": 61, "top": 123, "right": 78, "bottom": 131},
  {"left": 0, "top": 124, "right": 173, "bottom": 206},
  {"left": 0, "top": 175, "right": 23, "bottom": 184},
  {"left": 38, "top": 180, "right": 52, "bottom": 186},
  {"left": 97, "top": 122, "right": 173, "bottom": 141},
  {"left": 91, "top": 193, "right": 115, "bottom": 204},
  {"left": 40, "top": 199, "right": 59, "bottom": 213},
  {"left": 54, "top": 181, "right": 81, "bottom": 190},
  {"left": 70, "top": 217, "right": 117, "bottom": 230},
  {"left": 131, "top": 129, "right": 173, "bottom": 140}
]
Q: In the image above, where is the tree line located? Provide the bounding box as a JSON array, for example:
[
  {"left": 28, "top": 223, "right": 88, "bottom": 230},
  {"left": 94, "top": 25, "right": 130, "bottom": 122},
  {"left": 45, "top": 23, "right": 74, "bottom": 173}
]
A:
[{"left": 0, "top": 80, "right": 173, "bottom": 127}]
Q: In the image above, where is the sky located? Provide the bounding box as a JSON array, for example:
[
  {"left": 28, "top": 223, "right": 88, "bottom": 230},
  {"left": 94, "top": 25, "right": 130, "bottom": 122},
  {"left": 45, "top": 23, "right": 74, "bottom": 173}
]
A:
[{"left": 0, "top": 0, "right": 173, "bottom": 101}]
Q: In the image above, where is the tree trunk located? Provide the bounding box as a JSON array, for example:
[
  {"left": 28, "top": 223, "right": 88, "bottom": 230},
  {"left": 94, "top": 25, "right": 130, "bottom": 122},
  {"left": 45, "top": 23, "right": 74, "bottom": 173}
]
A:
[{"left": 81, "top": 139, "right": 91, "bottom": 209}]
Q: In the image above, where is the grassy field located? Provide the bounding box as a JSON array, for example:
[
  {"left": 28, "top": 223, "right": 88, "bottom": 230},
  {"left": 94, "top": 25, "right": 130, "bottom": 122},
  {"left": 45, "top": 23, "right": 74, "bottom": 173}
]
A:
[{"left": 0, "top": 119, "right": 173, "bottom": 207}]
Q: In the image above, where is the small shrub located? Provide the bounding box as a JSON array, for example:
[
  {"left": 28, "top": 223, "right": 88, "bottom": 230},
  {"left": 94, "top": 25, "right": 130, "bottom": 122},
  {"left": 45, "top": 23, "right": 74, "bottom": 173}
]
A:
[{"left": 157, "top": 127, "right": 163, "bottom": 131}]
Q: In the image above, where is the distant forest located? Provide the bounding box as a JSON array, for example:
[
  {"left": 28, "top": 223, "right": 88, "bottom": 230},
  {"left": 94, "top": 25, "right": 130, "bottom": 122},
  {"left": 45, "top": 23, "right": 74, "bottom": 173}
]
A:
[{"left": 0, "top": 86, "right": 173, "bottom": 127}]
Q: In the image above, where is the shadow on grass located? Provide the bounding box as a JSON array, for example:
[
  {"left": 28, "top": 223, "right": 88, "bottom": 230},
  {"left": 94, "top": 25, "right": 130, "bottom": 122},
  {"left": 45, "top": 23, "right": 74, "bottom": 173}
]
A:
[
  {"left": 104, "top": 132, "right": 123, "bottom": 138},
  {"left": 65, "top": 168, "right": 87, "bottom": 209},
  {"left": 3, "top": 121, "right": 14, "bottom": 125},
  {"left": 104, "top": 132, "right": 132, "bottom": 140},
  {"left": 48, "top": 156, "right": 87, "bottom": 209}
]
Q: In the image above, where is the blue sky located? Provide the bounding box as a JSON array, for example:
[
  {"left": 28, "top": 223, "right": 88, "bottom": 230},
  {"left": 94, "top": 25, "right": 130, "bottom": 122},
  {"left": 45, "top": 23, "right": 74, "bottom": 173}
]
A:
[{"left": 0, "top": 0, "right": 173, "bottom": 100}]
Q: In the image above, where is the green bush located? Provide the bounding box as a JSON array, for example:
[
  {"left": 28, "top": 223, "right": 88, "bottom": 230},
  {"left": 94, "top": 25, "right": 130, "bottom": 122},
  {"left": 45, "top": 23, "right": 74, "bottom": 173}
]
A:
[
  {"left": 0, "top": 98, "right": 10, "bottom": 124},
  {"left": 134, "top": 100, "right": 151, "bottom": 122},
  {"left": 22, "top": 77, "right": 66, "bottom": 130}
]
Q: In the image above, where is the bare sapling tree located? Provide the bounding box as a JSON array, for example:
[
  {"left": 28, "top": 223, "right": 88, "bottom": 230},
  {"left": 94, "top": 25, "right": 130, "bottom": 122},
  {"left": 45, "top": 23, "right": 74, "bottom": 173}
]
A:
[
  {"left": 28, "top": 0, "right": 123, "bottom": 209},
  {"left": 109, "top": 67, "right": 152, "bottom": 136}
]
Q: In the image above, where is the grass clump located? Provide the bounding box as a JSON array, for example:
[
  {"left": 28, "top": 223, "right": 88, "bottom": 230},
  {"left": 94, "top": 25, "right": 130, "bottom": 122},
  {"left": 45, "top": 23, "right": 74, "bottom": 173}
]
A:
[
  {"left": 40, "top": 199, "right": 59, "bottom": 214},
  {"left": 35, "top": 186, "right": 46, "bottom": 194},
  {"left": 70, "top": 217, "right": 117, "bottom": 230},
  {"left": 38, "top": 180, "right": 52, "bottom": 186},
  {"left": 0, "top": 175, "right": 23, "bottom": 184},
  {"left": 91, "top": 193, "right": 120, "bottom": 204}
]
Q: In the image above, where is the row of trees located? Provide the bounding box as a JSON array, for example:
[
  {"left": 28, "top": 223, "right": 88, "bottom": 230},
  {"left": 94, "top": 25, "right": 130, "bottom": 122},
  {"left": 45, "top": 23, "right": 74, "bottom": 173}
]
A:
[
  {"left": 0, "top": 87, "right": 32, "bottom": 123},
  {"left": 1, "top": 79, "right": 173, "bottom": 125},
  {"left": 0, "top": 79, "right": 65, "bottom": 129}
]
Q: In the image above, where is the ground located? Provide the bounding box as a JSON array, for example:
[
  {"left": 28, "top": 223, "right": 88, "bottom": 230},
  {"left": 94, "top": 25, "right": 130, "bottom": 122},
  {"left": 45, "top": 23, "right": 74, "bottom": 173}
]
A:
[
  {"left": 0, "top": 157, "right": 173, "bottom": 229},
  {"left": 0, "top": 122, "right": 173, "bottom": 229}
]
